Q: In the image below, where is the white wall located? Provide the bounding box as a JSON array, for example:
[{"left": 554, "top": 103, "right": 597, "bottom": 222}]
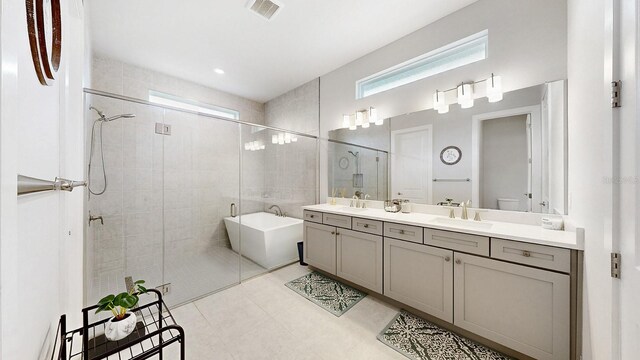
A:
[
  {"left": 319, "top": 0, "right": 567, "bottom": 200},
  {"left": 566, "top": 0, "right": 614, "bottom": 359},
  {"left": 0, "top": 0, "right": 85, "bottom": 358}
]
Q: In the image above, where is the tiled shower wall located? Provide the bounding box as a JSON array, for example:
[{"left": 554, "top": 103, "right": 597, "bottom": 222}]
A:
[
  {"left": 263, "top": 79, "right": 320, "bottom": 218},
  {"left": 87, "top": 55, "right": 267, "bottom": 303}
]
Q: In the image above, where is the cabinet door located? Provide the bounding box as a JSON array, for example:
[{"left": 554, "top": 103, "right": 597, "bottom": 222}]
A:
[
  {"left": 453, "top": 253, "right": 570, "bottom": 360},
  {"left": 384, "top": 238, "right": 453, "bottom": 322},
  {"left": 337, "top": 229, "right": 383, "bottom": 293},
  {"left": 303, "top": 221, "right": 337, "bottom": 275}
]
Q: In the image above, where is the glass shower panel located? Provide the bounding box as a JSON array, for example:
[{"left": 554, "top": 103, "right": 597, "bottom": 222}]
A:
[
  {"left": 162, "top": 110, "right": 241, "bottom": 306},
  {"left": 84, "top": 93, "right": 165, "bottom": 306},
  {"left": 239, "top": 125, "right": 317, "bottom": 280},
  {"left": 328, "top": 141, "right": 385, "bottom": 200}
]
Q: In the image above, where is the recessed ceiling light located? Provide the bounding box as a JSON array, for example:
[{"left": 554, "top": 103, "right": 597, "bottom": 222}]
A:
[{"left": 214, "top": 68, "right": 225, "bottom": 75}]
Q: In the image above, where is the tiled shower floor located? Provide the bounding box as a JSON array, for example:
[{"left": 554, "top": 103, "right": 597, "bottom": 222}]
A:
[{"left": 88, "top": 246, "right": 267, "bottom": 308}]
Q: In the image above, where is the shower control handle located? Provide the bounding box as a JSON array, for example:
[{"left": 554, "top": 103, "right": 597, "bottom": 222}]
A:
[{"left": 230, "top": 203, "right": 237, "bottom": 218}]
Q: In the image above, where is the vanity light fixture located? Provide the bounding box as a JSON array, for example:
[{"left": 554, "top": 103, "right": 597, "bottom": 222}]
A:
[
  {"left": 344, "top": 107, "right": 382, "bottom": 129},
  {"left": 457, "top": 83, "right": 474, "bottom": 109},
  {"left": 342, "top": 115, "right": 350, "bottom": 129},
  {"left": 486, "top": 73, "right": 503, "bottom": 102},
  {"left": 433, "top": 90, "right": 449, "bottom": 114},
  {"left": 349, "top": 115, "right": 357, "bottom": 130},
  {"left": 431, "top": 74, "right": 503, "bottom": 114},
  {"left": 244, "top": 140, "right": 265, "bottom": 151}
]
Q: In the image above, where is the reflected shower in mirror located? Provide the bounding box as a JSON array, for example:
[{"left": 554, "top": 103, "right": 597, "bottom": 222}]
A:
[{"left": 327, "top": 140, "right": 388, "bottom": 201}]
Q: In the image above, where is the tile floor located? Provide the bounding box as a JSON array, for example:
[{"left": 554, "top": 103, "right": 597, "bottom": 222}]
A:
[{"left": 160, "top": 263, "right": 407, "bottom": 360}]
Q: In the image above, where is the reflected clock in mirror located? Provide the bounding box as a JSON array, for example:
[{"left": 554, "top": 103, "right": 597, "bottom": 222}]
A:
[{"left": 440, "top": 146, "right": 461, "bottom": 165}]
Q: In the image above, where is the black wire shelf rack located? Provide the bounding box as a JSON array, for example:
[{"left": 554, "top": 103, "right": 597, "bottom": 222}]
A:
[{"left": 52, "top": 289, "right": 185, "bottom": 360}]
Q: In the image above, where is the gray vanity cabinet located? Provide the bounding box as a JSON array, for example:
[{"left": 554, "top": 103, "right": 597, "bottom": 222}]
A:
[
  {"left": 337, "top": 229, "right": 383, "bottom": 293},
  {"left": 384, "top": 238, "right": 454, "bottom": 322},
  {"left": 453, "top": 252, "right": 570, "bottom": 360},
  {"left": 303, "top": 221, "right": 337, "bottom": 275}
]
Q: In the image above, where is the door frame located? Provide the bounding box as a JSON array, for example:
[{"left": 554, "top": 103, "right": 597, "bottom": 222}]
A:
[
  {"left": 390, "top": 124, "right": 433, "bottom": 204},
  {"left": 471, "top": 105, "right": 542, "bottom": 211}
]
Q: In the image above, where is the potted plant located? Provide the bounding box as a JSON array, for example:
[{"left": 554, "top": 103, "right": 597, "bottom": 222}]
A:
[{"left": 95, "top": 280, "right": 147, "bottom": 341}]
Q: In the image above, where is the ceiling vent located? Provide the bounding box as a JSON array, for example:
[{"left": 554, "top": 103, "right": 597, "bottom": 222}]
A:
[{"left": 247, "top": 0, "right": 282, "bottom": 21}]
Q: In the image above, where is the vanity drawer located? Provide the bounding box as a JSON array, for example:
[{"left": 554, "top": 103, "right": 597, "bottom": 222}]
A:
[
  {"left": 304, "top": 210, "right": 323, "bottom": 223},
  {"left": 323, "top": 213, "right": 352, "bottom": 229},
  {"left": 352, "top": 217, "right": 383, "bottom": 236},
  {"left": 491, "top": 238, "right": 571, "bottom": 273},
  {"left": 424, "top": 229, "right": 489, "bottom": 256},
  {"left": 384, "top": 223, "right": 423, "bottom": 244}
]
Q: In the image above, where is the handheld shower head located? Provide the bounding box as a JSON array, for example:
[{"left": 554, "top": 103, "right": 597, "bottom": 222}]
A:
[
  {"left": 89, "top": 106, "right": 136, "bottom": 122},
  {"left": 103, "top": 114, "right": 136, "bottom": 122}
]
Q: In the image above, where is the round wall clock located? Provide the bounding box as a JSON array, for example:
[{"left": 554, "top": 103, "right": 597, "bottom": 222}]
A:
[
  {"left": 338, "top": 157, "right": 349, "bottom": 169},
  {"left": 440, "top": 146, "right": 462, "bottom": 165},
  {"left": 26, "top": 0, "right": 62, "bottom": 86}
]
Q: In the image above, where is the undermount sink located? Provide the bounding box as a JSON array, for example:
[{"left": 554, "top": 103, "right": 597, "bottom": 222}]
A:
[{"left": 433, "top": 217, "right": 493, "bottom": 229}]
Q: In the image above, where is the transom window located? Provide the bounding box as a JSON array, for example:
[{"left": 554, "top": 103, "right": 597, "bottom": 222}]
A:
[{"left": 148, "top": 90, "right": 240, "bottom": 120}]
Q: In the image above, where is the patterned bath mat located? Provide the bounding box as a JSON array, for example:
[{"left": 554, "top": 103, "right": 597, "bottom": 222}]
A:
[
  {"left": 378, "top": 310, "right": 513, "bottom": 360},
  {"left": 285, "top": 272, "right": 366, "bottom": 316}
]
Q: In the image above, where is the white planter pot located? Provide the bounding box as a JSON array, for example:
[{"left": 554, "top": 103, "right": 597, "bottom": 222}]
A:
[{"left": 105, "top": 312, "right": 137, "bottom": 341}]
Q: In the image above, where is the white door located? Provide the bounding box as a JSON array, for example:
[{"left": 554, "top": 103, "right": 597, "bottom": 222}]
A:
[
  {"left": 391, "top": 125, "right": 432, "bottom": 203},
  {"left": 617, "top": 0, "right": 640, "bottom": 357}
]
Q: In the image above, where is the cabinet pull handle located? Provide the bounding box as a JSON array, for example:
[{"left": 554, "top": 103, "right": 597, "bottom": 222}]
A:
[
  {"left": 444, "top": 256, "right": 451, "bottom": 262},
  {"left": 336, "top": 232, "right": 340, "bottom": 236},
  {"left": 522, "top": 250, "right": 531, "bottom": 257},
  {"left": 399, "top": 229, "right": 405, "bottom": 234},
  {"left": 331, "top": 231, "right": 335, "bottom": 235},
  {"left": 455, "top": 259, "right": 462, "bottom": 265},
  {"left": 309, "top": 215, "right": 314, "bottom": 218},
  {"left": 363, "top": 224, "right": 369, "bottom": 228}
]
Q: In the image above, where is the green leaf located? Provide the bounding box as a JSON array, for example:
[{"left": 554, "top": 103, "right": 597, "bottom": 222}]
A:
[
  {"left": 94, "top": 303, "right": 111, "bottom": 314},
  {"left": 112, "top": 292, "right": 127, "bottom": 307},
  {"left": 97, "top": 294, "right": 115, "bottom": 305},
  {"left": 134, "top": 280, "right": 145, "bottom": 285},
  {"left": 137, "top": 285, "right": 147, "bottom": 293},
  {"left": 120, "top": 294, "right": 138, "bottom": 309}
]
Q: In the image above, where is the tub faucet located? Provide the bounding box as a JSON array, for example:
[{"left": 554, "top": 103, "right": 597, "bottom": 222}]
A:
[{"left": 269, "top": 205, "right": 283, "bottom": 217}]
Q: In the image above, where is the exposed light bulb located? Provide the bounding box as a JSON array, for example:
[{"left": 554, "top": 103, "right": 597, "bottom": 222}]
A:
[
  {"left": 244, "top": 142, "right": 250, "bottom": 150},
  {"left": 375, "top": 117, "right": 384, "bottom": 126},
  {"left": 292, "top": 136, "right": 298, "bottom": 142},
  {"left": 278, "top": 133, "right": 285, "bottom": 145},
  {"left": 486, "top": 74, "right": 503, "bottom": 102},
  {"left": 438, "top": 104, "right": 450, "bottom": 114},
  {"left": 272, "top": 134, "right": 278, "bottom": 144},
  {"left": 284, "top": 133, "right": 291, "bottom": 144}
]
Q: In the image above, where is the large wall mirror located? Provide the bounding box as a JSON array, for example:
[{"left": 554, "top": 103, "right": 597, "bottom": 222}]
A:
[{"left": 328, "top": 80, "right": 567, "bottom": 215}]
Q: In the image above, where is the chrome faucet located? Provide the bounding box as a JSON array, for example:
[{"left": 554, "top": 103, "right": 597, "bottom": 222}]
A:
[
  {"left": 351, "top": 195, "right": 361, "bottom": 208},
  {"left": 362, "top": 194, "right": 370, "bottom": 208},
  {"left": 269, "top": 205, "right": 283, "bottom": 217},
  {"left": 89, "top": 212, "right": 104, "bottom": 226},
  {"left": 460, "top": 200, "right": 470, "bottom": 220}
]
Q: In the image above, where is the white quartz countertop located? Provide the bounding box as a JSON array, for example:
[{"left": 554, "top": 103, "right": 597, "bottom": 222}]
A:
[{"left": 302, "top": 204, "right": 584, "bottom": 250}]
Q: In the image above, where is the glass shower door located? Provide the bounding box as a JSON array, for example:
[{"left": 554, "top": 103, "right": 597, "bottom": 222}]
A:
[{"left": 162, "top": 110, "right": 241, "bottom": 306}]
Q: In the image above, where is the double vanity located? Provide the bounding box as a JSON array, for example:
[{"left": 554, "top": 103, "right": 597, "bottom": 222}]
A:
[{"left": 302, "top": 203, "right": 583, "bottom": 360}]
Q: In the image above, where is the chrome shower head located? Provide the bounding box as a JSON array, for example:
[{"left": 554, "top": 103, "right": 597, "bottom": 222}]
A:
[
  {"left": 89, "top": 106, "right": 136, "bottom": 122},
  {"left": 103, "top": 113, "right": 136, "bottom": 122}
]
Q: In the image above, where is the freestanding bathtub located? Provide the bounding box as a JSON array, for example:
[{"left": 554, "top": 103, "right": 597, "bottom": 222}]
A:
[{"left": 224, "top": 212, "right": 303, "bottom": 270}]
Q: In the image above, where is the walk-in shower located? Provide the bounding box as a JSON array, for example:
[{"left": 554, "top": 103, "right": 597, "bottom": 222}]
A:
[{"left": 84, "top": 89, "right": 319, "bottom": 308}]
